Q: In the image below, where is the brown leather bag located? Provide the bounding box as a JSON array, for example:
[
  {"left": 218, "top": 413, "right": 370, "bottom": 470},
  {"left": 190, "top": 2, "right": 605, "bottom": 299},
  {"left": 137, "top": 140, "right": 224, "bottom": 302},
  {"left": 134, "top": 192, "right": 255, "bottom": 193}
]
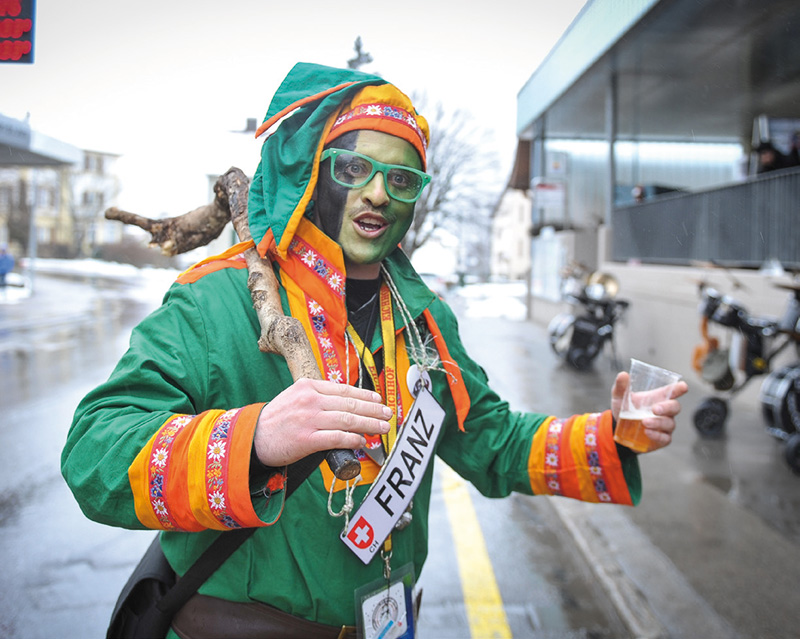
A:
[
  {"left": 171, "top": 594, "right": 357, "bottom": 639},
  {"left": 107, "top": 452, "right": 326, "bottom": 639}
]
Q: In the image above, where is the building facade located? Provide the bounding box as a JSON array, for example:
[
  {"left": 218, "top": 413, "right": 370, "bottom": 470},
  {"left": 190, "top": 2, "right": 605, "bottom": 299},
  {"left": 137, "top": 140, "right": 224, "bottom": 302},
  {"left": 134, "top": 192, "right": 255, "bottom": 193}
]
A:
[
  {"left": 490, "top": 188, "right": 531, "bottom": 280},
  {"left": 514, "top": 0, "right": 799, "bottom": 284},
  {"left": 0, "top": 113, "right": 121, "bottom": 259}
]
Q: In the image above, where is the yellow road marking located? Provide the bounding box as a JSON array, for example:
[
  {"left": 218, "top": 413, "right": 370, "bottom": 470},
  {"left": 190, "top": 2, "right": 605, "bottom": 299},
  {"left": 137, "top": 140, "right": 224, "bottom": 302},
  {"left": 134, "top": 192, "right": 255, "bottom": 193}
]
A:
[{"left": 440, "top": 464, "right": 513, "bottom": 638}]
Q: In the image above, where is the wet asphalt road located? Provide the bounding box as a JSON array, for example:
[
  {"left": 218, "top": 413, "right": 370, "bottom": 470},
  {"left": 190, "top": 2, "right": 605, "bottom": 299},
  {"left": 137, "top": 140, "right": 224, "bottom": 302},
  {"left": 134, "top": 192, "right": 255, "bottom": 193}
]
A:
[
  {"left": 434, "top": 292, "right": 800, "bottom": 639},
  {"left": 0, "top": 272, "right": 164, "bottom": 638},
  {"left": 0, "top": 272, "right": 798, "bottom": 638}
]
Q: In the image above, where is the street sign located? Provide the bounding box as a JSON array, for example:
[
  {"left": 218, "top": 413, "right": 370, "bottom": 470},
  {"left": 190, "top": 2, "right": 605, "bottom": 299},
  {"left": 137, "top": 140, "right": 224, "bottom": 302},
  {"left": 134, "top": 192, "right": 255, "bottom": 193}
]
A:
[{"left": 532, "top": 180, "right": 566, "bottom": 209}]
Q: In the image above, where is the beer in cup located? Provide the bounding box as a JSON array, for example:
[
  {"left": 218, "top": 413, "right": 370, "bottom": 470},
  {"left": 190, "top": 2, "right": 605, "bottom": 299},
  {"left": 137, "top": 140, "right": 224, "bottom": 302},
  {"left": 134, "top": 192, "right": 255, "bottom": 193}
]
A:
[{"left": 614, "top": 359, "right": 683, "bottom": 453}]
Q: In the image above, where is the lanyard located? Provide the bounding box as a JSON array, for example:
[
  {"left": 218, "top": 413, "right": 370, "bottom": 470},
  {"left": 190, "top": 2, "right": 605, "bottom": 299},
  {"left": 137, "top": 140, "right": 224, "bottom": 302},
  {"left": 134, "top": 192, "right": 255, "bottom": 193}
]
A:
[
  {"left": 346, "top": 283, "right": 398, "bottom": 453},
  {"left": 345, "top": 284, "right": 399, "bottom": 572}
]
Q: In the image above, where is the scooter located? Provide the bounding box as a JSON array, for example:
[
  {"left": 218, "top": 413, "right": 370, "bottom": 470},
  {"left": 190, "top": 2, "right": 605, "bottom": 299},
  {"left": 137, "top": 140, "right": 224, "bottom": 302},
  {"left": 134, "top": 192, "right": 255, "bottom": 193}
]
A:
[
  {"left": 691, "top": 280, "right": 800, "bottom": 474},
  {"left": 548, "top": 267, "right": 629, "bottom": 370}
]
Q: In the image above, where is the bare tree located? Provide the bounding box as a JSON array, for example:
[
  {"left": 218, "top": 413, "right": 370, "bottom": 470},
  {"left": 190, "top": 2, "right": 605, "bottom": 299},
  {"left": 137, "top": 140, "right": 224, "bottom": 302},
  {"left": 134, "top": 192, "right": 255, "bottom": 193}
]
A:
[{"left": 402, "top": 96, "right": 502, "bottom": 263}]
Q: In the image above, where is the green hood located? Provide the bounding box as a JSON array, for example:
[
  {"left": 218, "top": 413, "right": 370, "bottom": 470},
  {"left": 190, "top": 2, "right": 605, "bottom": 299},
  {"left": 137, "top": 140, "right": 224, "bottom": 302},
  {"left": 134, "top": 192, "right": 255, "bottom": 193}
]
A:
[{"left": 247, "top": 62, "right": 386, "bottom": 254}]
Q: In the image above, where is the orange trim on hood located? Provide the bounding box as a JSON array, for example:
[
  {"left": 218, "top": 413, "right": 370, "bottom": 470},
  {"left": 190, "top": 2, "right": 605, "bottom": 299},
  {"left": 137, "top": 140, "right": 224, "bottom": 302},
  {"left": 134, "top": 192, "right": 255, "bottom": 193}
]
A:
[
  {"left": 175, "top": 240, "right": 253, "bottom": 284},
  {"left": 254, "top": 81, "right": 359, "bottom": 139}
]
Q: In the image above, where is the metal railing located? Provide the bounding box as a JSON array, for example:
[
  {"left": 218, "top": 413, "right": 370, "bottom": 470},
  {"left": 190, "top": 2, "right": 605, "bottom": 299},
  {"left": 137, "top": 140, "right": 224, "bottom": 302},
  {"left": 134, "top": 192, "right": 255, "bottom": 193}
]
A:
[{"left": 611, "top": 167, "right": 800, "bottom": 269}]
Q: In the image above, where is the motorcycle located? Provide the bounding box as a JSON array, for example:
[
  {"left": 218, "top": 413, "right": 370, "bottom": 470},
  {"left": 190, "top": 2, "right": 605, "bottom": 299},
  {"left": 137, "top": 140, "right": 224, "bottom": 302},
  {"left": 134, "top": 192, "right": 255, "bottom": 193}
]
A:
[
  {"left": 548, "top": 266, "right": 629, "bottom": 370},
  {"left": 691, "top": 278, "right": 800, "bottom": 474}
]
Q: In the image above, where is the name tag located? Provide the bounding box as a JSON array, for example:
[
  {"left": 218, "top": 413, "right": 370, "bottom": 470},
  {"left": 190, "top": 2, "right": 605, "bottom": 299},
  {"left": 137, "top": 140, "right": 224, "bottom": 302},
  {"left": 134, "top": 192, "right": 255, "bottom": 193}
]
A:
[{"left": 341, "top": 387, "right": 445, "bottom": 564}]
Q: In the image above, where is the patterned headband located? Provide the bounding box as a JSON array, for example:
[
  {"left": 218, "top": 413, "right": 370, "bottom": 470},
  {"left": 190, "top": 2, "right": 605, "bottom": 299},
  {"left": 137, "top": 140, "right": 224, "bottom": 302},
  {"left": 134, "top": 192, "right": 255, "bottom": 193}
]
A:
[{"left": 325, "top": 102, "right": 428, "bottom": 167}]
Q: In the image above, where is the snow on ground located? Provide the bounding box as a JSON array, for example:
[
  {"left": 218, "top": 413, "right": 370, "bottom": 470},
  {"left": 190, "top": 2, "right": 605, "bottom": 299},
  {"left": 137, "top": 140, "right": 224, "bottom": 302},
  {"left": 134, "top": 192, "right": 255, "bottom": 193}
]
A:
[
  {"left": 452, "top": 280, "right": 528, "bottom": 321},
  {"left": 4, "top": 258, "right": 530, "bottom": 322},
  {"left": 1, "top": 258, "right": 181, "bottom": 305},
  {"left": 1, "top": 272, "right": 31, "bottom": 304}
]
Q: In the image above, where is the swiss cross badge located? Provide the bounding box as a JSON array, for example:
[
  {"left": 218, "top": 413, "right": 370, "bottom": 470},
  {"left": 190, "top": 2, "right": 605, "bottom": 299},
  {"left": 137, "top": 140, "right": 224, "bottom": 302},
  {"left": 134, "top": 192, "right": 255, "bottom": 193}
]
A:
[{"left": 347, "top": 516, "right": 374, "bottom": 549}]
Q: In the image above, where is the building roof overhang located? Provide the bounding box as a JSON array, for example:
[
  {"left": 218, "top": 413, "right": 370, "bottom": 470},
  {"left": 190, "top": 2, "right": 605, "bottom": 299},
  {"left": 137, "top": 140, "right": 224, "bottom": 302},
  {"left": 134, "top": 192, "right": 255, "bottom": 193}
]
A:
[
  {"left": 517, "top": 0, "right": 800, "bottom": 145},
  {"left": 0, "top": 113, "right": 83, "bottom": 166}
]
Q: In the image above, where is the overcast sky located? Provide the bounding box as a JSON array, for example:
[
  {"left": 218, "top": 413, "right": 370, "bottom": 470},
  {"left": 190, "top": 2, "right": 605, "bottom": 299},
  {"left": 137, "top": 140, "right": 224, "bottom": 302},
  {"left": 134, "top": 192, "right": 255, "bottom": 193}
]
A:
[{"left": 2, "top": 0, "right": 587, "bottom": 216}]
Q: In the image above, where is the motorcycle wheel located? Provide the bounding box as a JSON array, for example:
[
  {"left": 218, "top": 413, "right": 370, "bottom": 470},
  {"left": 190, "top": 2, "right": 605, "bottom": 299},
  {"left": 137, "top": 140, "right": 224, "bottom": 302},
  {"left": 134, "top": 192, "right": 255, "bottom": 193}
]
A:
[
  {"left": 784, "top": 433, "right": 800, "bottom": 475},
  {"left": 694, "top": 397, "right": 728, "bottom": 438},
  {"left": 759, "top": 364, "right": 800, "bottom": 435},
  {"left": 567, "top": 347, "right": 596, "bottom": 370},
  {"left": 548, "top": 313, "right": 576, "bottom": 360}
]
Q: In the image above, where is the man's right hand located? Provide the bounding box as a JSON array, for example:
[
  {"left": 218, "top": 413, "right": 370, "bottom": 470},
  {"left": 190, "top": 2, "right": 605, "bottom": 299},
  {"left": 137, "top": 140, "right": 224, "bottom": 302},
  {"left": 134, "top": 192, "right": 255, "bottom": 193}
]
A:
[{"left": 253, "top": 378, "right": 392, "bottom": 467}]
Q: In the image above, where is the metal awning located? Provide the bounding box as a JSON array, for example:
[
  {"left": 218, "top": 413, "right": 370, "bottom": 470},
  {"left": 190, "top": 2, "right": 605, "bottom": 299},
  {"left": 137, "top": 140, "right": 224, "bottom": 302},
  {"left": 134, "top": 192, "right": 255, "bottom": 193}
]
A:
[
  {"left": 0, "top": 113, "right": 82, "bottom": 166},
  {"left": 517, "top": 0, "right": 800, "bottom": 145}
]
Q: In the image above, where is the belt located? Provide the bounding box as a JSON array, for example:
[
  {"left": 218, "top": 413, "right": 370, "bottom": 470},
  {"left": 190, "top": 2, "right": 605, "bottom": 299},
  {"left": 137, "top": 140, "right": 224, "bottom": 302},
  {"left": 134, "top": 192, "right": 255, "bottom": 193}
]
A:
[{"left": 171, "top": 593, "right": 357, "bottom": 639}]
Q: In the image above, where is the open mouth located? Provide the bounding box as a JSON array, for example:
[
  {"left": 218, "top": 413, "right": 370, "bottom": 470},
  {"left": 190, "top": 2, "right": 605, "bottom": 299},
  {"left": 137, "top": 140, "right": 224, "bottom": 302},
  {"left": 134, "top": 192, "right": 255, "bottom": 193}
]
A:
[{"left": 354, "top": 214, "right": 389, "bottom": 236}]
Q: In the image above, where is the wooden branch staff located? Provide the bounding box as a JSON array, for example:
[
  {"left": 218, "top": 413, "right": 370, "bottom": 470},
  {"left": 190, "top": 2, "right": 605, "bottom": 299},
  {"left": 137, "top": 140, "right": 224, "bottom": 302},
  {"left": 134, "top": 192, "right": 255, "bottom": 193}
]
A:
[
  {"left": 105, "top": 167, "right": 361, "bottom": 481},
  {"left": 106, "top": 199, "right": 231, "bottom": 257}
]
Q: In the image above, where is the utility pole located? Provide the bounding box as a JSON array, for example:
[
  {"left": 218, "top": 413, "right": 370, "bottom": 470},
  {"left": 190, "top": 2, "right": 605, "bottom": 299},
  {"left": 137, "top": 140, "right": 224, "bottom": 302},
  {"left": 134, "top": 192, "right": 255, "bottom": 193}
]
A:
[{"left": 26, "top": 168, "right": 37, "bottom": 295}]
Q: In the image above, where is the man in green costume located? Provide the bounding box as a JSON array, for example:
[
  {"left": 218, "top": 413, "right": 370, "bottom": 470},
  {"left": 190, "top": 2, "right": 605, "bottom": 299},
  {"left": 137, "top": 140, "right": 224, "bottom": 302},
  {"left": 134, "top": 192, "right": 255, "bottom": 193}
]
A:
[{"left": 62, "top": 63, "right": 688, "bottom": 638}]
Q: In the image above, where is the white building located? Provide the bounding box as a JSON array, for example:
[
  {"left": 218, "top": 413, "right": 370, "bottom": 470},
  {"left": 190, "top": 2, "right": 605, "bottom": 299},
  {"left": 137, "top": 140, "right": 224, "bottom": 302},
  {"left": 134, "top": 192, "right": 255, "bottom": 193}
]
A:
[
  {"left": 490, "top": 188, "right": 531, "bottom": 281},
  {"left": 490, "top": 140, "right": 532, "bottom": 281},
  {"left": 0, "top": 113, "right": 121, "bottom": 258}
]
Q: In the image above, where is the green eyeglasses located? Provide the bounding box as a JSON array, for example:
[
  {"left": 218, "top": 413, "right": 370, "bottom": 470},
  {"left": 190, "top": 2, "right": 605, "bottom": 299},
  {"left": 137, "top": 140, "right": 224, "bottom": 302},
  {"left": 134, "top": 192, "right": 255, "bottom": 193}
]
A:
[{"left": 320, "top": 148, "right": 432, "bottom": 203}]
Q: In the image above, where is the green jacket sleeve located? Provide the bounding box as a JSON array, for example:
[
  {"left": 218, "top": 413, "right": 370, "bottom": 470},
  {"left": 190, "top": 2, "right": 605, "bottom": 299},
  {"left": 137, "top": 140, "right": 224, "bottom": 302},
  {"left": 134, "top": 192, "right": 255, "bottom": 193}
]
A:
[
  {"left": 61, "top": 277, "right": 286, "bottom": 531},
  {"left": 427, "top": 299, "right": 640, "bottom": 506}
]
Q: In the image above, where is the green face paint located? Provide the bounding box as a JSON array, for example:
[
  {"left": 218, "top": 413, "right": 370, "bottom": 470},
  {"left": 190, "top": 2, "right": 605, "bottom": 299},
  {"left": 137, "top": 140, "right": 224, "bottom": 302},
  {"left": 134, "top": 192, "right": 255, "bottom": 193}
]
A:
[{"left": 318, "top": 130, "right": 421, "bottom": 279}]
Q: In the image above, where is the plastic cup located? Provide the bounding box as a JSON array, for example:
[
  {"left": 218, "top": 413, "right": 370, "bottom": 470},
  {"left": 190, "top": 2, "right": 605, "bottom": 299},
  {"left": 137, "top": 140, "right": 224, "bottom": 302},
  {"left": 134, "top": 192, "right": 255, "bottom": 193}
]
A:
[{"left": 614, "top": 358, "right": 683, "bottom": 453}]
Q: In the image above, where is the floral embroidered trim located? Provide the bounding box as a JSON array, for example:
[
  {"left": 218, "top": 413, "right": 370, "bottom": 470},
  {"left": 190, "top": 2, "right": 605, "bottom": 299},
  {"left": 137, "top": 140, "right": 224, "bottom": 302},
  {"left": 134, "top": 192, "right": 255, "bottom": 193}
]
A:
[
  {"left": 306, "top": 293, "right": 345, "bottom": 383},
  {"left": 285, "top": 235, "right": 348, "bottom": 383},
  {"left": 584, "top": 412, "right": 612, "bottom": 502},
  {"left": 149, "top": 414, "right": 192, "bottom": 530},
  {"left": 206, "top": 409, "right": 242, "bottom": 529},
  {"left": 544, "top": 417, "right": 566, "bottom": 496},
  {"left": 289, "top": 237, "right": 344, "bottom": 296},
  {"left": 330, "top": 103, "right": 427, "bottom": 151}
]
